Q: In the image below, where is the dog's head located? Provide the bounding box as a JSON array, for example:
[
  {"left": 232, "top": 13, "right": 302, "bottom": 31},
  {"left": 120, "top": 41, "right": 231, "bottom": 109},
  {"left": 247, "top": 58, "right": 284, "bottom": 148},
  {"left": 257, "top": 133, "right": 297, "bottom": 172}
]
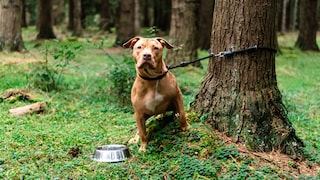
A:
[{"left": 123, "top": 37, "right": 173, "bottom": 70}]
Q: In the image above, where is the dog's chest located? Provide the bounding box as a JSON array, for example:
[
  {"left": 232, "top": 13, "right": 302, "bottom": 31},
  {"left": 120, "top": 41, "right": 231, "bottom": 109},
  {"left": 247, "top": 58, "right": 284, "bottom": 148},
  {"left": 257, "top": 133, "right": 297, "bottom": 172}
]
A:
[
  {"left": 145, "top": 91, "right": 164, "bottom": 112},
  {"left": 144, "top": 80, "right": 166, "bottom": 112}
]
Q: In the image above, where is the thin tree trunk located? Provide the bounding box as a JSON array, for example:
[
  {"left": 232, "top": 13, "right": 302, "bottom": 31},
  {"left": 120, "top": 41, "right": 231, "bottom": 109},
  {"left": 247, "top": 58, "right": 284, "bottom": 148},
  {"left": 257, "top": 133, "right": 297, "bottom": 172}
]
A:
[
  {"left": 281, "top": 0, "right": 287, "bottom": 34},
  {"left": 191, "top": 0, "right": 304, "bottom": 158},
  {"left": 295, "top": 0, "right": 319, "bottom": 51},
  {"left": 141, "top": 0, "right": 153, "bottom": 27},
  {"left": 52, "top": 0, "right": 65, "bottom": 25},
  {"left": 153, "top": 0, "right": 171, "bottom": 33},
  {"left": 166, "top": 0, "right": 200, "bottom": 67},
  {"left": 0, "top": 0, "right": 25, "bottom": 51},
  {"left": 36, "top": 0, "right": 56, "bottom": 39},
  {"left": 100, "top": 0, "right": 111, "bottom": 31},
  {"left": 287, "top": 0, "right": 297, "bottom": 31},
  {"left": 72, "top": 0, "right": 82, "bottom": 37},
  {"left": 26, "top": 0, "right": 37, "bottom": 25},
  {"left": 67, "top": 0, "right": 74, "bottom": 30},
  {"left": 134, "top": 0, "right": 140, "bottom": 35},
  {"left": 197, "top": 0, "right": 214, "bottom": 50},
  {"left": 115, "top": 0, "right": 135, "bottom": 45},
  {"left": 21, "top": 0, "right": 27, "bottom": 27}
]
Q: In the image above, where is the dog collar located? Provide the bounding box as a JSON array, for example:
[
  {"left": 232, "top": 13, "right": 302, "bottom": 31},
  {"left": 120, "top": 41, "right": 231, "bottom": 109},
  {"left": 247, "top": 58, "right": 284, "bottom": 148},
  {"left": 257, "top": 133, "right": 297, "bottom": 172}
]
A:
[{"left": 139, "top": 70, "right": 168, "bottom": 81}]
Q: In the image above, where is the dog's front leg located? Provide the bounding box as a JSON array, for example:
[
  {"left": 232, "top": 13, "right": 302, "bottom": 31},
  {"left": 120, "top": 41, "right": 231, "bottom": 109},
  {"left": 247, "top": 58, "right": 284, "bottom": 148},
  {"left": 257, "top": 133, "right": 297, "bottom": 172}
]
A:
[{"left": 134, "top": 112, "right": 148, "bottom": 152}]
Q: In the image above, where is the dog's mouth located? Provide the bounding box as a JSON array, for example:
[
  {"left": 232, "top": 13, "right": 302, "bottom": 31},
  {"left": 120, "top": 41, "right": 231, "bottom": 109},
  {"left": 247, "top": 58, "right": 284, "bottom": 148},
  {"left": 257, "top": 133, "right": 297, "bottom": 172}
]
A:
[{"left": 137, "top": 61, "right": 156, "bottom": 69}]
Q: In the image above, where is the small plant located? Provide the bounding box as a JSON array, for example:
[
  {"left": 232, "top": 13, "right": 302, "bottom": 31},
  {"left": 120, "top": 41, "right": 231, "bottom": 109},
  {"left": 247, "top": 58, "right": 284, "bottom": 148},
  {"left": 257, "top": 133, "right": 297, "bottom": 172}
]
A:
[
  {"left": 216, "top": 145, "right": 239, "bottom": 160},
  {"left": 106, "top": 54, "right": 136, "bottom": 108},
  {"left": 27, "top": 42, "right": 82, "bottom": 91},
  {"left": 146, "top": 26, "right": 159, "bottom": 37}
]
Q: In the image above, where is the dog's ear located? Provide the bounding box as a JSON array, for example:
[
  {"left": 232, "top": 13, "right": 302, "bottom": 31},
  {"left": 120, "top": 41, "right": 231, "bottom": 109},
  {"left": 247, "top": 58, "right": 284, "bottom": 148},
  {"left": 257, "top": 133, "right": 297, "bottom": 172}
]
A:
[
  {"left": 123, "top": 37, "right": 140, "bottom": 48},
  {"left": 156, "top": 38, "right": 174, "bottom": 49}
]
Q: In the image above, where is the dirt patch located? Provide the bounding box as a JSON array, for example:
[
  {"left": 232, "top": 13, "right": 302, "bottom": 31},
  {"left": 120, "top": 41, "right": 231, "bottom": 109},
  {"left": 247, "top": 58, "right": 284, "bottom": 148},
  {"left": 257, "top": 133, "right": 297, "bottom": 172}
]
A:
[
  {"left": 214, "top": 130, "right": 319, "bottom": 178},
  {"left": 104, "top": 46, "right": 125, "bottom": 54},
  {"left": 2, "top": 57, "right": 42, "bottom": 65}
]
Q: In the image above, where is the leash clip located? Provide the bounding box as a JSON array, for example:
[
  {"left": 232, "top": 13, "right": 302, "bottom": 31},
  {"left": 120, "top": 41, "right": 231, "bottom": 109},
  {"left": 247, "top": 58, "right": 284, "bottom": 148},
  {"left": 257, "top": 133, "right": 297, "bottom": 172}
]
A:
[
  {"left": 217, "top": 52, "right": 225, "bottom": 57},
  {"left": 217, "top": 50, "right": 233, "bottom": 57}
]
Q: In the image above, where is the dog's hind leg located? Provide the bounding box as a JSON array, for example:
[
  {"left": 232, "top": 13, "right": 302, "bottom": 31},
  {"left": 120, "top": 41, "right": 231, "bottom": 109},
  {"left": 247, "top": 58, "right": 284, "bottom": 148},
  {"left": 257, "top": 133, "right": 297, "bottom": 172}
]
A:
[{"left": 174, "top": 91, "right": 189, "bottom": 131}]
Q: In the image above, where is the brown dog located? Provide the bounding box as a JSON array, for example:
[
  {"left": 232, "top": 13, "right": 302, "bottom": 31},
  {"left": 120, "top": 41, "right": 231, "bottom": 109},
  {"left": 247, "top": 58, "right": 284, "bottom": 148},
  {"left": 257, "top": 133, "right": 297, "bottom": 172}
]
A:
[{"left": 123, "top": 37, "right": 189, "bottom": 152}]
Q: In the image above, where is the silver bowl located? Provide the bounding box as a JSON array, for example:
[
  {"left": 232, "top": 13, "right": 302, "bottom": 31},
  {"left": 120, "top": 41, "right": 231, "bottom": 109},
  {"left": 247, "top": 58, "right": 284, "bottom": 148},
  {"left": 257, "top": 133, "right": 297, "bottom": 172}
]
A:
[{"left": 92, "top": 145, "right": 130, "bottom": 162}]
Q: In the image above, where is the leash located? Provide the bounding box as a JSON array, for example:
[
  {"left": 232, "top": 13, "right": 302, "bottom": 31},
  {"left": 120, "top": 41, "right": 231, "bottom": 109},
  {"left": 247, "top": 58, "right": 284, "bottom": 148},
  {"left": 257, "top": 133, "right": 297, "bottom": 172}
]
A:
[{"left": 167, "top": 45, "right": 277, "bottom": 70}]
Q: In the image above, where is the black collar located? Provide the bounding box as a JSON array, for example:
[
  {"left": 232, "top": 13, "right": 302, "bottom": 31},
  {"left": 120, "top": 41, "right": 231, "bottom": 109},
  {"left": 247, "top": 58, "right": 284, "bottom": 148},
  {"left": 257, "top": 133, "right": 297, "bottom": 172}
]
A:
[{"left": 138, "top": 70, "right": 168, "bottom": 81}]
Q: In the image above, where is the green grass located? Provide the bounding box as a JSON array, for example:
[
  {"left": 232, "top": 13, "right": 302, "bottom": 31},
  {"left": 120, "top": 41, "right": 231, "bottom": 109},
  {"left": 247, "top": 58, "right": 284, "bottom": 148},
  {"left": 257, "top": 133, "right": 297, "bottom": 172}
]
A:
[
  {"left": 0, "top": 28, "right": 319, "bottom": 179},
  {"left": 277, "top": 34, "right": 320, "bottom": 162}
]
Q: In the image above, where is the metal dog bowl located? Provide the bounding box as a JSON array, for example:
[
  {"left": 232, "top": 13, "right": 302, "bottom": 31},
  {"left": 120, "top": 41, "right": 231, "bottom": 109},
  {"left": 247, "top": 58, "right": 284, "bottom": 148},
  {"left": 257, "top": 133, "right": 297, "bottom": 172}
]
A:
[{"left": 92, "top": 145, "right": 130, "bottom": 162}]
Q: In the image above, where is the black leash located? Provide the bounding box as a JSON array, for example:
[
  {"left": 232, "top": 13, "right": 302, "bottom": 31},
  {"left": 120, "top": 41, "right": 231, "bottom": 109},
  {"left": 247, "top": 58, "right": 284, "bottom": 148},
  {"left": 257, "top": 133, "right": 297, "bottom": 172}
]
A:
[{"left": 167, "top": 45, "right": 277, "bottom": 70}]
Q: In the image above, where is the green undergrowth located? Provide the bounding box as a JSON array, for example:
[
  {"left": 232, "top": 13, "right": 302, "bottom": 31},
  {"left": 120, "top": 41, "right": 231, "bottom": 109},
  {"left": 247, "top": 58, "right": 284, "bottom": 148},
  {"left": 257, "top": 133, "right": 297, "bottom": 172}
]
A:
[{"left": 0, "top": 28, "right": 319, "bottom": 179}]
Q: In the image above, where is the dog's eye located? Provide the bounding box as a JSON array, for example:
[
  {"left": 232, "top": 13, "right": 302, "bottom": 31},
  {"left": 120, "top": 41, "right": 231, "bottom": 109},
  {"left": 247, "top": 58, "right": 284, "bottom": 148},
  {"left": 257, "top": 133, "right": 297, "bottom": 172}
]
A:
[
  {"left": 154, "top": 47, "right": 159, "bottom": 50},
  {"left": 137, "top": 46, "right": 142, "bottom": 49}
]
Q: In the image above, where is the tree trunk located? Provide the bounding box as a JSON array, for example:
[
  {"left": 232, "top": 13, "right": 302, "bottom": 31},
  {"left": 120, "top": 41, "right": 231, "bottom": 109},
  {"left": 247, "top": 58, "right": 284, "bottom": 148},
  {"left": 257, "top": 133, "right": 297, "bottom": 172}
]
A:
[
  {"left": 0, "top": 0, "right": 25, "bottom": 51},
  {"left": 134, "top": 0, "right": 140, "bottom": 35},
  {"left": 295, "top": 0, "right": 319, "bottom": 51},
  {"left": 197, "top": 0, "right": 214, "bottom": 50},
  {"left": 318, "top": 0, "right": 320, "bottom": 30},
  {"left": 67, "top": 0, "right": 74, "bottom": 30},
  {"left": 115, "top": 0, "right": 135, "bottom": 45},
  {"left": 21, "top": 0, "right": 27, "bottom": 27},
  {"left": 100, "top": 0, "right": 111, "bottom": 31},
  {"left": 153, "top": 0, "right": 171, "bottom": 33},
  {"left": 166, "top": 0, "right": 200, "bottom": 67},
  {"left": 287, "top": 0, "right": 297, "bottom": 31},
  {"left": 52, "top": 0, "right": 65, "bottom": 25},
  {"left": 141, "top": 0, "right": 153, "bottom": 27},
  {"left": 191, "top": 0, "right": 304, "bottom": 158},
  {"left": 80, "top": 0, "right": 86, "bottom": 29},
  {"left": 36, "top": 0, "right": 56, "bottom": 39},
  {"left": 280, "top": 0, "right": 287, "bottom": 34},
  {"left": 72, "top": 0, "right": 82, "bottom": 37},
  {"left": 26, "top": 0, "right": 37, "bottom": 25}
]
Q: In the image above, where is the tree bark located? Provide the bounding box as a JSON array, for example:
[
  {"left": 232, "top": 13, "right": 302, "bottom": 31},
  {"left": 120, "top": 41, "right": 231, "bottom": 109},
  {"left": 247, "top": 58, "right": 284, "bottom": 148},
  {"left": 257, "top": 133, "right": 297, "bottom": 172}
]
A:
[
  {"left": 197, "top": 0, "right": 214, "bottom": 50},
  {"left": 287, "top": 0, "right": 297, "bottom": 31},
  {"left": 21, "top": 0, "right": 27, "bottom": 27},
  {"left": 141, "top": 0, "right": 153, "bottom": 27},
  {"left": 166, "top": 0, "right": 200, "bottom": 67},
  {"left": 67, "top": 0, "right": 74, "bottom": 30},
  {"left": 295, "top": 0, "right": 319, "bottom": 51},
  {"left": 134, "top": 0, "right": 140, "bottom": 35},
  {"left": 26, "top": 0, "right": 37, "bottom": 25},
  {"left": 72, "top": 0, "right": 82, "bottom": 37},
  {"left": 280, "top": 0, "right": 287, "bottom": 34},
  {"left": 115, "top": 0, "right": 135, "bottom": 45},
  {"left": 52, "top": 0, "right": 65, "bottom": 25},
  {"left": 36, "top": 0, "right": 56, "bottom": 39},
  {"left": 0, "top": 0, "right": 24, "bottom": 51},
  {"left": 153, "top": 0, "right": 171, "bottom": 33},
  {"left": 191, "top": 0, "right": 304, "bottom": 158},
  {"left": 100, "top": 0, "right": 111, "bottom": 31}
]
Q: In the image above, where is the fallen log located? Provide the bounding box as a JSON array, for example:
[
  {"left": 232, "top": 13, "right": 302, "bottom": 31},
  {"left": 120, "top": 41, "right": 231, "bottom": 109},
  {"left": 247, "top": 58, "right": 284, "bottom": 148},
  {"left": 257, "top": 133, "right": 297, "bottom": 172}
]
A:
[{"left": 9, "top": 102, "right": 47, "bottom": 116}]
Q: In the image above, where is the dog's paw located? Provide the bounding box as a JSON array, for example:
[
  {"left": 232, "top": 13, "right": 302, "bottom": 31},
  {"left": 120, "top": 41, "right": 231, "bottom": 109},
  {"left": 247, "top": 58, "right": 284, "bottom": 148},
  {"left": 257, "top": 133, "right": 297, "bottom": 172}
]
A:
[
  {"left": 129, "top": 133, "right": 139, "bottom": 144},
  {"left": 138, "top": 144, "right": 147, "bottom": 153},
  {"left": 129, "top": 137, "right": 139, "bottom": 144},
  {"left": 180, "top": 122, "right": 190, "bottom": 132}
]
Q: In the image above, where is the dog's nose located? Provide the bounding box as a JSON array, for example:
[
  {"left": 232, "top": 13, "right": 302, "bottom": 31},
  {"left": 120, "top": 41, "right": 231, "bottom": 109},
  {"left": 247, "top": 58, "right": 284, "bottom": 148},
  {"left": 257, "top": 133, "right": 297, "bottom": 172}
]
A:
[{"left": 143, "top": 53, "right": 152, "bottom": 61}]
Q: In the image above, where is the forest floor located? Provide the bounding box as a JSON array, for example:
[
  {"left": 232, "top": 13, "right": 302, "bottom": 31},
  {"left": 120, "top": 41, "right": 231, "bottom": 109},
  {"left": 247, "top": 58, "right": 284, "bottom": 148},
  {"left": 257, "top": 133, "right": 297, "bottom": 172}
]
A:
[{"left": 0, "top": 28, "right": 319, "bottom": 179}]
